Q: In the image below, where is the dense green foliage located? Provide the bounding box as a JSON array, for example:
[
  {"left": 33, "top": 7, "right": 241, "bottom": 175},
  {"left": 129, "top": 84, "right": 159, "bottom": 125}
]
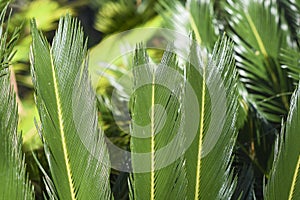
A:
[{"left": 0, "top": 0, "right": 299, "bottom": 199}]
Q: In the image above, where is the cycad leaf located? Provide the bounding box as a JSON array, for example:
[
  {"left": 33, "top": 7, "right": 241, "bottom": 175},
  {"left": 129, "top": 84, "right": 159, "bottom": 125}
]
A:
[
  {"left": 224, "top": 0, "right": 292, "bottom": 122},
  {"left": 130, "top": 45, "right": 188, "bottom": 199},
  {"left": 0, "top": 5, "right": 34, "bottom": 199},
  {"left": 281, "top": 48, "right": 300, "bottom": 82},
  {"left": 157, "top": 0, "right": 190, "bottom": 36},
  {"left": 158, "top": 0, "right": 218, "bottom": 50},
  {"left": 187, "top": 0, "right": 218, "bottom": 50},
  {"left": 0, "top": 5, "right": 20, "bottom": 73},
  {"left": 0, "top": 68, "right": 35, "bottom": 200},
  {"left": 185, "top": 34, "right": 239, "bottom": 199},
  {"left": 265, "top": 83, "right": 300, "bottom": 200},
  {"left": 277, "top": 0, "right": 300, "bottom": 47},
  {"left": 30, "top": 15, "right": 112, "bottom": 200}
]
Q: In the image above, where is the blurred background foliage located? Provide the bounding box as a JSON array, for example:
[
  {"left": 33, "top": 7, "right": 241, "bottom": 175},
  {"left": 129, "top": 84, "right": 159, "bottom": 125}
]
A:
[{"left": 3, "top": 0, "right": 300, "bottom": 199}]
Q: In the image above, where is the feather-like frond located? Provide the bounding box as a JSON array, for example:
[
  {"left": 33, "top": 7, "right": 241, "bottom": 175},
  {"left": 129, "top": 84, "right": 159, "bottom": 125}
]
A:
[
  {"left": 0, "top": 4, "right": 34, "bottom": 199},
  {"left": 129, "top": 34, "right": 239, "bottom": 199},
  {"left": 184, "top": 34, "right": 239, "bottom": 199},
  {"left": 30, "top": 15, "right": 112, "bottom": 199},
  {"left": 224, "top": 0, "right": 293, "bottom": 122},
  {"left": 158, "top": 0, "right": 218, "bottom": 50},
  {"left": 130, "top": 44, "right": 188, "bottom": 199}
]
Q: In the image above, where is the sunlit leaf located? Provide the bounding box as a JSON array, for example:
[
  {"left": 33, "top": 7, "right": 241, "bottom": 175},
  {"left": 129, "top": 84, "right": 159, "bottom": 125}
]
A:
[
  {"left": 30, "top": 15, "right": 112, "bottom": 199},
  {"left": 185, "top": 34, "right": 239, "bottom": 199}
]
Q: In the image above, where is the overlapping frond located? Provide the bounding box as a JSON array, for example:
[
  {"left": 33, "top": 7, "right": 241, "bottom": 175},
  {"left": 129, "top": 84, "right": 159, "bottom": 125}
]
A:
[
  {"left": 158, "top": 0, "right": 218, "bottom": 50},
  {"left": 186, "top": 0, "right": 218, "bottom": 50},
  {"left": 185, "top": 34, "right": 239, "bottom": 199},
  {"left": 265, "top": 83, "right": 300, "bottom": 200},
  {"left": 0, "top": 4, "right": 34, "bottom": 199},
  {"left": 130, "top": 44, "right": 187, "bottom": 199},
  {"left": 224, "top": 0, "right": 293, "bottom": 122},
  {"left": 129, "top": 34, "right": 239, "bottom": 199},
  {"left": 30, "top": 15, "right": 112, "bottom": 199}
]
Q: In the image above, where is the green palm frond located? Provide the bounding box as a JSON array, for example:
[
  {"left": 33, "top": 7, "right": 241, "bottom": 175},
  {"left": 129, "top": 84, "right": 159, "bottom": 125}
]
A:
[
  {"left": 281, "top": 48, "right": 300, "bottom": 82},
  {"left": 265, "top": 83, "right": 300, "bottom": 200},
  {"left": 187, "top": 0, "right": 218, "bottom": 50},
  {"left": 0, "top": 68, "right": 35, "bottom": 200},
  {"left": 0, "top": 4, "right": 34, "bottom": 199},
  {"left": 0, "top": 5, "right": 20, "bottom": 73},
  {"left": 130, "top": 44, "right": 187, "bottom": 199},
  {"left": 277, "top": 0, "right": 300, "bottom": 47},
  {"left": 157, "top": 0, "right": 190, "bottom": 36},
  {"left": 129, "top": 35, "right": 239, "bottom": 199},
  {"left": 185, "top": 34, "right": 239, "bottom": 199},
  {"left": 30, "top": 15, "right": 112, "bottom": 199},
  {"left": 224, "top": 0, "right": 293, "bottom": 122},
  {"left": 158, "top": 0, "right": 218, "bottom": 50}
]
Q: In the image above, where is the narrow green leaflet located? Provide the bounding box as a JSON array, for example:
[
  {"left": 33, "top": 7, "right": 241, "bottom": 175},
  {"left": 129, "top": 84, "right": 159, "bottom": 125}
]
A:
[
  {"left": 130, "top": 45, "right": 188, "bottom": 199},
  {"left": 0, "top": 5, "right": 34, "bottom": 200},
  {"left": 265, "top": 84, "right": 300, "bottom": 200},
  {"left": 185, "top": 35, "right": 239, "bottom": 199},
  {"left": 30, "top": 15, "right": 112, "bottom": 200}
]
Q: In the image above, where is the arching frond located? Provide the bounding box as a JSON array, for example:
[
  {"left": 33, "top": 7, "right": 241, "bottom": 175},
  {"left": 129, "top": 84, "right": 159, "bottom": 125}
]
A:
[{"left": 224, "top": 0, "right": 293, "bottom": 122}]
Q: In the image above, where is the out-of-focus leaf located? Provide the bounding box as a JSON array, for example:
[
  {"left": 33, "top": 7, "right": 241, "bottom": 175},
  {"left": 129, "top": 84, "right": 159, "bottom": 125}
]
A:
[
  {"left": 277, "top": 0, "right": 300, "bottom": 47},
  {"left": 95, "top": 0, "right": 157, "bottom": 34},
  {"left": 158, "top": 0, "right": 218, "bottom": 50},
  {"left": 89, "top": 16, "right": 162, "bottom": 88},
  {"left": 281, "top": 48, "right": 300, "bottom": 82},
  {"left": 18, "top": 100, "right": 41, "bottom": 152}
]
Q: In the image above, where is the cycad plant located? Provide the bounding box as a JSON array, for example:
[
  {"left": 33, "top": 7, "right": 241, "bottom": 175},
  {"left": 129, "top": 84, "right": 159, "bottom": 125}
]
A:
[
  {"left": 0, "top": 5, "right": 34, "bottom": 199},
  {"left": 0, "top": 0, "right": 300, "bottom": 199}
]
